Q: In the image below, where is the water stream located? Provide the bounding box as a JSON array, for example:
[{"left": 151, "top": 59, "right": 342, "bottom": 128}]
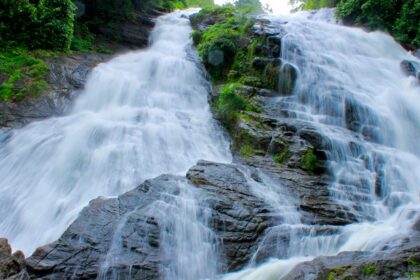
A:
[
  {"left": 0, "top": 10, "right": 231, "bottom": 255},
  {"left": 222, "top": 9, "right": 420, "bottom": 279},
  {"left": 0, "top": 7, "right": 418, "bottom": 280}
]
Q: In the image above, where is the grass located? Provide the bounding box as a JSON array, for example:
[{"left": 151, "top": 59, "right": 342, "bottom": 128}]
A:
[
  {"left": 0, "top": 49, "right": 50, "bottom": 102},
  {"left": 217, "top": 83, "right": 258, "bottom": 129},
  {"left": 239, "top": 144, "right": 254, "bottom": 157},
  {"left": 361, "top": 264, "right": 377, "bottom": 276},
  {"left": 300, "top": 148, "right": 317, "bottom": 175},
  {"left": 274, "top": 146, "right": 290, "bottom": 164}
]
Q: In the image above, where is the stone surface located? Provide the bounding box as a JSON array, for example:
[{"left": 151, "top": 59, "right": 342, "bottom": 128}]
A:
[
  {"left": 0, "top": 239, "right": 27, "bottom": 280},
  {"left": 0, "top": 53, "right": 111, "bottom": 129},
  {"left": 285, "top": 242, "right": 420, "bottom": 280},
  {"left": 26, "top": 162, "right": 274, "bottom": 278}
]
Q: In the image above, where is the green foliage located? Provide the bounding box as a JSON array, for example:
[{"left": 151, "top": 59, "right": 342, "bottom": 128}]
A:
[
  {"left": 0, "top": 49, "right": 49, "bottom": 102},
  {"left": 406, "top": 271, "right": 420, "bottom": 279},
  {"left": 291, "top": 0, "right": 419, "bottom": 48},
  {"left": 239, "top": 144, "right": 255, "bottom": 157},
  {"left": 217, "top": 83, "right": 256, "bottom": 128},
  {"left": 361, "top": 264, "right": 377, "bottom": 276},
  {"left": 408, "top": 258, "right": 420, "bottom": 267},
  {"left": 274, "top": 146, "right": 290, "bottom": 164},
  {"left": 290, "top": 0, "right": 337, "bottom": 10},
  {"left": 300, "top": 148, "right": 317, "bottom": 175},
  {"left": 327, "top": 267, "right": 348, "bottom": 280},
  {"left": 71, "top": 22, "right": 95, "bottom": 51},
  {"left": 186, "top": 0, "right": 215, "bottom": 7},
  {"left": 234, "top": 0, "right": 264, "bottom": 14},
  {"left": 0, "top": 0, "right": 76, "bottom": 51},
  {"left": 195, "top": 7, "right": 251, "bottom": 80},
  {"left": 393, "top": 0, "right": 420, "bottom": 47},
  {"left": 336, "top": 0, "right": 419, "bottom": 47}
]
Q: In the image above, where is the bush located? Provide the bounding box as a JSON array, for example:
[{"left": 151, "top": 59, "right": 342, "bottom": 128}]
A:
[
  {"left": 0, "top": 49, "right": 49, "bottom": 102},
  {"left": 335, "top": 0, "right": 419, "bottom": 48},
  {"left": 218, "top": 83, "right": 257, "bottom": 128},
  {"left": 0, "top": 0, "right": 76, "bottom": 51},
  {"left": 300, "top": 148, "right": 317, "bottom": 175}
]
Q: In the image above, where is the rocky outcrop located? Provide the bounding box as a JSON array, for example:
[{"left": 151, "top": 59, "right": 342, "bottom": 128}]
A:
[
  {"left": 26, "top": 161, "right": 274, "bottom": 279},
  {"left": 285, "top": 241, "right": 420, "bottom": 280},
  {"left": 0, "top": 53, "right": 111, "bottom": 128},
  {"left": 0, "top": 239, "right": 28, "bottom": 280},
  {"left": 401, "top": 59, "right": 420, "bottom": 83}
]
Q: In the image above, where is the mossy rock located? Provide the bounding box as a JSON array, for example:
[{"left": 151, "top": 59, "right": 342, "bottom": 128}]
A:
[{"left": 278, "top": 63, "right": 298, "bottom": 96}]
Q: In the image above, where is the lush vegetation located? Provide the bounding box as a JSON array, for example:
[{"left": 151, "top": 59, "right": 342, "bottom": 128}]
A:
[
  {"left": 0, "top": 49, "right": 50, "bottom": 101},
  {"left": 0, "top": 0, "right": 76, "bottom": 51},
  {"left": 217, "top": 83, "right": 258, "bottom": 128},
  {"left": 0, "top": 0, "right": 217, "bottom": 103},
  {"left": 300, "top": 148, "right": 317, "bottom": 175},
  {"left": 291, "top": 0, "right": 420, "bottom": 48}
]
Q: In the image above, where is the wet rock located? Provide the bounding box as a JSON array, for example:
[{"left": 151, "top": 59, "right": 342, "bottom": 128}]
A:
[
  {"left": 278, "top": 63, "right": 299, "bottom": 96},
  {"left": 0, "top": 238, "right": 27, "bottom": 280},
  {"left": 285, "top": 244, "right": 420, "bottom": 280},
  {"left": 252, "top": 57, "right": 281, "bottom": 70},
  {"left": 27, "top": 162, "right": 273, "bottom": 278},
  {"left": 0, "top": 53, "right": 111, "bottom": 129},
  {"left": 401, "top": 59, "right": 420, "bottom": 82}
]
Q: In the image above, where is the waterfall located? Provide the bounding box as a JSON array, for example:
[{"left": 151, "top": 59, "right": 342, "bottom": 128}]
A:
[
  {"left": 222, "top": 9, "right": 420, "bottom": 279},
  {"left": 0, "top": 10, "right": 231, "bottom": 255}
]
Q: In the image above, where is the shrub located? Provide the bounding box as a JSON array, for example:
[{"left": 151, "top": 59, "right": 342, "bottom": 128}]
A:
[
  {"left": 217, "top": 83, "right": 257, "bottom": 128},
  {"left": 0, "top": 49, "right": 49, "bottom": 102},
  {"left": 300, "top": 148, "right": 317, "bottom": 175},
  {"left": 0, "top": 0, "right": 76, "bottom": 51}
]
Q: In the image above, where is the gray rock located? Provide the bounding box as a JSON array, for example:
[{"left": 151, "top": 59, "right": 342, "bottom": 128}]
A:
[
  {"left": 401, "top": 59, "right": 420, "bottom": 83},
  {"left": 26, "top": 162, "right": 274, "bottom": 278},
  {"left": 278, "top": 63, "right": 299, "bottom": 96},
  {"left": 285, "top": 243, "right": 420, "bottom": 280},
  {"left": 0, "top": 239, "right": 27, "bottom": 280},
  {"left": 0, "top": 53, "right": 111, "bottom": 129}
]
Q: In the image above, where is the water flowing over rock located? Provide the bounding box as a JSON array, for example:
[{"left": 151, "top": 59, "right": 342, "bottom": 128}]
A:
[
  {"left": 1, "top": 7, "right": 420, "bottom": 280},
  {"left": 0, "top": 11, "right": 230, "bottom": 255}
]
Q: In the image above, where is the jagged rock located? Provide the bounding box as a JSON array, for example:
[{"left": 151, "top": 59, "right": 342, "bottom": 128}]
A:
[
  {"left": 401, "top": 59, "right": 420, "bottom": 82},
  {"left": 278, "top": 63, "right": 299, "bottom": 96},
  {"left": 284, "top": 243, "right": 420, "bottom": 280},
  {"left": 0, "top": 53, "right": 111, "bottom": 129},
  {"left": 0, "top": 239, "right": 27, "bottom": 280},
  {"left": 26, "top": 162, "right": 273, "bottom": 278}
]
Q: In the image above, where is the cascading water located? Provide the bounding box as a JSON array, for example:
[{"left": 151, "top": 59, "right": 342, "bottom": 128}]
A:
[
  {"left": 222, "top": 9, "right": 420, "bottom": 279},
  {"left": 0, "top": 10, "right": 231, "bottom": 255}
]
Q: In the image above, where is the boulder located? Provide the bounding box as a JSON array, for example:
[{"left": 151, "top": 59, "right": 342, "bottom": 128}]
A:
[
  {"left": 0, "top": 239, "right": 27, "bottom": 280},
  {"left": 26, "top": 162, "right": 274, "bottom": 278}
]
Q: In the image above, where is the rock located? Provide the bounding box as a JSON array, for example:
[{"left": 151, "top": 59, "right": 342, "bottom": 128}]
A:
[
  {"left": 0, "top": 53, "right": 111, "bottom": 129},
  {"left": 252, "top": 57, "right": 281, "bottom": 70},
  {"left": 278, "top": 63, "right": 299, "bottom": 96},
  {"left": 285, "top": 244, "right": 420, "bottom": 280},
  {"left": 401, "top": 59, "right": 420, "bottom": 83},
  {"left": 0, "top": 238, "right": 27, "bottom": 280},
  {"left": 26, "top": 162, "right": 274, "bottom": 278}
]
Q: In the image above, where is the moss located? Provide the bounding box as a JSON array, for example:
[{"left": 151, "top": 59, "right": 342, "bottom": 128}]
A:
[
  {"left": 239, "top": 144, "right": 255, "bottom": 157},
  {"left": 406, "top": 271, "right": 420, "bottom": 279},
  {"left": 327, "top": 267, "right": 348, "bottom": 280},
  {"left": 274, "top": 146, "right": 290, "bottom": 164},
  {"left": 408, "top": 258, "right": 420, "bottom": 267},
  {"left": 0, "top": 49, "right": 49, "bottom": 102},
  {"left": 361, "top": 264, "right": 377, "bottom": 276},
  {"left": 217, "top": 83, "right": 258, "bottom": 129},
  {"left": 300, "top": 148, "right": 317, "bottom": 175}
]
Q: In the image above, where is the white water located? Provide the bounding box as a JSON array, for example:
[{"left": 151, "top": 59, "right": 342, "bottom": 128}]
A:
[
  {"left": 223, "top": 9, "right": 420, "bottom": 279},
  {"left": 0, "top": 10, "right": 231, "bottom": 255},
  {"left": 1, "top": 7, "right": 419, "bottom": 280}
]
